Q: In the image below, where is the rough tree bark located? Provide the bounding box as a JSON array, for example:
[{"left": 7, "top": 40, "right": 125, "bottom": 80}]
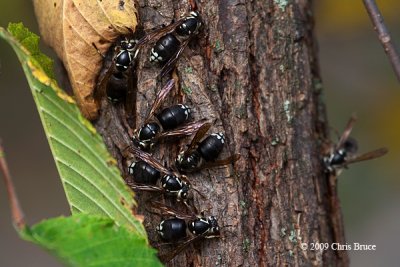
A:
[{"left": 94, "top": 0, "right": 349, "bottom": 266}]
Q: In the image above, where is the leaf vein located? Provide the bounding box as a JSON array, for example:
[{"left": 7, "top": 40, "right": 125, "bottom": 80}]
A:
[
  {"left": 57, "top": 158, "right": 135, "bottom": 227},
  {"left": 37, "top": 90, "right": 126, "bottom": 188}
]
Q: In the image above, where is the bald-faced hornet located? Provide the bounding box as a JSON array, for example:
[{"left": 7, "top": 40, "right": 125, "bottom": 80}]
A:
[
  {"left": 132, "top": 79, "right": 208, "bottom": 150},
  {"left": 323, "top": 116, "right": 388, "bottom": 175},
  {"left": 126, "top": 145, "right": 204, "bottom": 205},
  {"left": 175, "top": 122, "right": 240, "bottom": 173},
  {"left": 132, "top": 3, "right": 202, "bottom": 77},
  {"left": 149, "top": 11, "right": 201, "bottom": 76},
  {"left": 95, "top": 37, "right": 140, "bottom": 104},
  {"left": 147, "top": 201, "right": 221, "bottom": 263}
]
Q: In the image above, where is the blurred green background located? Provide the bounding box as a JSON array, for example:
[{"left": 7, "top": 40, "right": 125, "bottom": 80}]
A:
[{"left": 0, "top": 1, "right": 399, "bottom": 266}]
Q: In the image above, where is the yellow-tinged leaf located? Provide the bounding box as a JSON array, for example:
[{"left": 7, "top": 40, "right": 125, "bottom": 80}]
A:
[
  {"left": 33, "top": 0, "right": 139, "bottom": 120},
  {"left": 0, "top": 24, "right": 146, "bottom": 234},
  {"left": 27, "top": 60, "right": 76, "bottom": 104},
  {"left": 107, "top": 157, "right": 118, "bottom": 166},
  {"left": 78, "top": 114, "right": 98, "bottom": 135}
]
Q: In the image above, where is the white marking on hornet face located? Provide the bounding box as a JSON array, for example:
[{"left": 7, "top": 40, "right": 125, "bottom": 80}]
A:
[
  {"left": 128, "top": 162, "right": 136, "bottom": 175},
  {"left": 179, "top": 104, "right": 191, "bottom": 119},
  {"left": 212, "top": 133, "right": 225, "bottom": 144},
  {"left": 156, "top": 222, "right": 164, "bottom": 237},
  {"left": 177, "top": 153, "right": 183, "bottom": 164},
  {"left": 150, "top": 49, "right": 159, "bottom": 62}
]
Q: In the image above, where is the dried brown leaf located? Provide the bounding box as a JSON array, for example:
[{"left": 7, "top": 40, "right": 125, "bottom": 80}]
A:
[{"left": 34, "top": 0, "right": 139, "bottom": 120}]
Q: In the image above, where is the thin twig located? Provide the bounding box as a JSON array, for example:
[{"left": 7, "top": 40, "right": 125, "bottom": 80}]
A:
[
  {"left": 0, "top": 140, "right": 25, "bottom": 229},
  {"left": 362, "top": 0, "right": 400, "bottom": 82}
]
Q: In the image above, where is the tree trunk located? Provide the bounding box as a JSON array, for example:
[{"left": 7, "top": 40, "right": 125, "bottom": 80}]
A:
[{"left": 94, "top": 0, "right": 349, "bottom": 266}]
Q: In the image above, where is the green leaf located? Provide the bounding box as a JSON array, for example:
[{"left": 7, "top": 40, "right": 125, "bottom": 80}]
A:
[
  {"left": 0, "top": 23, "right": 145, "bottom": 235},
  {"left": 7, "top": 22, "right": 55, "bottom": 79},
  {"left": 21, "top": 214, "right": 162, "bottom": 267}
]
